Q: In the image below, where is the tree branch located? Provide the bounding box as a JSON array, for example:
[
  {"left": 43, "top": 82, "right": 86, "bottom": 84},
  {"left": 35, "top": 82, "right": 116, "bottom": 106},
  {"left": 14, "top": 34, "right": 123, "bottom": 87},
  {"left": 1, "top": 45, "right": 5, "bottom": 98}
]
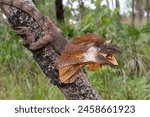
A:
[{"left": 0, "top": 0, "right": 101, "bottom": 100}]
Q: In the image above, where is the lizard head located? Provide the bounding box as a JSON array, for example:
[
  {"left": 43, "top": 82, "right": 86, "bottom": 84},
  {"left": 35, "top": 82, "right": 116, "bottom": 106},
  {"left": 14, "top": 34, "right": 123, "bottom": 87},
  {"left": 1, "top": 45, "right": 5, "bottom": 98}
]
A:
[{"left": 97, "top": 40, "right": 122, "bottom": 66}]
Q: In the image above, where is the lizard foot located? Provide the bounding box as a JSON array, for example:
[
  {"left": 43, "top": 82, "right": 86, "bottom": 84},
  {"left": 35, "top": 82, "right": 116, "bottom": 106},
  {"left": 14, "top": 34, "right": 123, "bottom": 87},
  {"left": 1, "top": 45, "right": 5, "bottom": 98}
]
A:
[
  {"left": 15, "top": 27, "right": 30, "bottom": 35},
  {"left": 14, "top": 26, "right": 34, "bottom": 48},
  {"left": 14, "top": 26, "right": 52, "bottom": 51}
]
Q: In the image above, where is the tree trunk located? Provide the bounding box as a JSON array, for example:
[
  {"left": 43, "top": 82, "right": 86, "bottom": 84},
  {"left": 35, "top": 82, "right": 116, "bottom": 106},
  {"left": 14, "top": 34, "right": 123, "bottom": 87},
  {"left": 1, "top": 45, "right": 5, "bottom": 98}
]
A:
[
  {"left": 67, "top": 0, "right": 76, "bottom": 16},
  {"left": 115, "top": 0, "right": 121, "bottom": 18},
  {"left": 131, "top": 0, "right": 135, "bottom": 26},
  {"left": 78, "top": 0, "right": 85, "bottom": 20},
  {"left": 136, "top": 0, "right": 143, "bottom": 23},
  {"left": 111, "top": 0, "right": 114, "bottom": 9},
  {"left": 55, "top": 0, "right": 64, "bottom": 22},
  {"left": 146, "top": 0, "right": 150, "bottom": 22},
  {"left": 0, "top": 0, "right": 101, "bottom": 100},
  {"left": 106, "top": 0, "right": 109, "bottom": 7},
  {"left": 32, "top": 0, "right": 36, "bottom": 4}
]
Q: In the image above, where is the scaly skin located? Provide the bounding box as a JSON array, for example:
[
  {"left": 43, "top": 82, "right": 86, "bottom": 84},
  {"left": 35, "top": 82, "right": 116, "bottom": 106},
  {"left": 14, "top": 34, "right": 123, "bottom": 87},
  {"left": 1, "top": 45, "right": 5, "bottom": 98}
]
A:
[
  {"left": 0, "top": 0, "right": 65, "bottom": 51},
  {"left": 58, "top": 34, "right": 122, "bottom": 83}
]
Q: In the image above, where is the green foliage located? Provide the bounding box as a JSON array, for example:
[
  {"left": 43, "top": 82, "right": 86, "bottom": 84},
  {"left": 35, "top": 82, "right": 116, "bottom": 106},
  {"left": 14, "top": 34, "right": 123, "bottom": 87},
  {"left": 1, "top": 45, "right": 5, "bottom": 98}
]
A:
[
  {"left": 35, "top": 0, "right": 56, "bottom": 22},
  {"left": 88, "top": 66, "right": 150, "bottom": 99},
  {"left": 0, "top": 25, "right": 64, "bottom": 100}
]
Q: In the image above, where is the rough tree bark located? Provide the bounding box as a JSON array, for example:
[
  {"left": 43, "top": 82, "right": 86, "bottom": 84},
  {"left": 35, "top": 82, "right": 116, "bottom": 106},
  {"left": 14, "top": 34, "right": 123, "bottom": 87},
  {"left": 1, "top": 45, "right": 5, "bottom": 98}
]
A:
[
  {"left": 55, "top": 0, "right": 64, "bottom": 22},
  {"left": 0, "top": 0, "right": 101, "bottom": 100}
]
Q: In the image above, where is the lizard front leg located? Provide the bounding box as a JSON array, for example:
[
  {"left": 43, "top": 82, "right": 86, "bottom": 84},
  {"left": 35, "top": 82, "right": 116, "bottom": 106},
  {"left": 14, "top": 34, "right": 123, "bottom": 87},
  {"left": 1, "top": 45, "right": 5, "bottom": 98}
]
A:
[
  {"left": 15, "top": 27, "right": 52, "bottom": 50},
  {"left": 15, "top": 27, "right": 34, "bottom": 48},
  {"left": 29, "top": 33, "right": 52, "bottom": 50}
]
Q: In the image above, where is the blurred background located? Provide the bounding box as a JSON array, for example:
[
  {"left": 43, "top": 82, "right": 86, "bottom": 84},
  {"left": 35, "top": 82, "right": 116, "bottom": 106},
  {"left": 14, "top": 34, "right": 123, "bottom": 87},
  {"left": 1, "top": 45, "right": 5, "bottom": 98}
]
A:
[{"left": 0, "top": 0, "right": 150, "bottom": 99}]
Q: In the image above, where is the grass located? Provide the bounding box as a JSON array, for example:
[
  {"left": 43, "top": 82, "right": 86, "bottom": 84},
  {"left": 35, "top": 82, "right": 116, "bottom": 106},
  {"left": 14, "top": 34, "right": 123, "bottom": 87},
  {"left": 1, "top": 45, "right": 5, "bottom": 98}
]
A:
[
  {"left": 0, "top": 20, "right": 150, "bottom": 100},
  {"left": 88, "top": 66, "right": 150, "bottom": 100},
  {"left": 0, "top": 25, "right": 64, "bottom": 100}
]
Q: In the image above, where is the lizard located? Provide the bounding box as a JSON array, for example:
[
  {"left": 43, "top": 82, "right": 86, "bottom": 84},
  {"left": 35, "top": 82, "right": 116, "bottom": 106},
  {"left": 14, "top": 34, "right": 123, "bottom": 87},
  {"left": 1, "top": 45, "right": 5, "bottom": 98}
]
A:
[
  {"left": 58, "top": 34, "right": 122, "bottom": 83},
  {"left": 0, "top": 0, "right": 66, "bottom": 54},
  {"left": 0, "top": 1, "right": 122, "bottom": 84}
]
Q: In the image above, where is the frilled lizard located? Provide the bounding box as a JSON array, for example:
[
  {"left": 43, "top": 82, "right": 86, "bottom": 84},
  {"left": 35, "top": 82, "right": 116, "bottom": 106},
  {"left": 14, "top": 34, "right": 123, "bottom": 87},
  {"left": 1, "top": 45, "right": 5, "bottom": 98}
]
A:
[
  {"left": 58, "top": 34, "right": 122, "bottom": 83},
  {"left": 0, "top": 0, "right": 66, "bottom": 53},
  {"left": 0, "top": 0, "right": 122, "bottom": 84}
]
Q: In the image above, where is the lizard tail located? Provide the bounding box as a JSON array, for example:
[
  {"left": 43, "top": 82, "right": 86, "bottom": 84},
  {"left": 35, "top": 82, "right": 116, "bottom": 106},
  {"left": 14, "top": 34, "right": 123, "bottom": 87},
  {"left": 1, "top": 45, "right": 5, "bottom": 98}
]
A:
[{"left": 0, "top": 0, "right": 53, "bottom": 30}]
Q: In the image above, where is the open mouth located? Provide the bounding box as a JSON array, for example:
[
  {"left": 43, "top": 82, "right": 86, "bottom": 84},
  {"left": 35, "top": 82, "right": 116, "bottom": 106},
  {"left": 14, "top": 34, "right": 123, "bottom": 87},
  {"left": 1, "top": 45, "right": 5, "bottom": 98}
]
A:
[
  {"left": 100, "top": 53, "right": 119, "bottom": 65},
  {"left": 98, "top": 40, "right": 122, "bottom": 66}
]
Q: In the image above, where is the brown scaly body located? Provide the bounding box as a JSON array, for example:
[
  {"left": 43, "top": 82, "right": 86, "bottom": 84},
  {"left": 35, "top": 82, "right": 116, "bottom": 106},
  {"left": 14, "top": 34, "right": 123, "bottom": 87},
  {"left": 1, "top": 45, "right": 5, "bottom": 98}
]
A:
[
  {"left": 0, "top": 0, "right": 122, "bottom": 84},
  {"left": 0, "top": 0, "right": 65, "bottom": 53},
  {"left": 58, "top": 34, "right": 122, "bottom": 83},
  {"left": 58, "top": 34, "right": 104, "bottom": 67}
]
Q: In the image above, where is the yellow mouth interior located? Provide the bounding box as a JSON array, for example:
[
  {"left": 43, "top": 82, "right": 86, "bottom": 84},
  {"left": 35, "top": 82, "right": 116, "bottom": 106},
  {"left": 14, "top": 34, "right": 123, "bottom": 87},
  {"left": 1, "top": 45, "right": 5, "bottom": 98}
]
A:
[{"left": 100, "top": 53, "right": 118, "bottom": 65}]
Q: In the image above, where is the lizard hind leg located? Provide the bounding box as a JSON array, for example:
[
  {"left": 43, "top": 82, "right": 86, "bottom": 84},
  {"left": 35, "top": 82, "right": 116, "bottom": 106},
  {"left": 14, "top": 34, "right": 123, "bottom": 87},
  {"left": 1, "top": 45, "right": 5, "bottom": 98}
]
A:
[
  {"left": 14, "top": 26, "right": 34, "bottom": 48},
  {"left": 15, "top": 26, "right": 52, "bottom": 51}
]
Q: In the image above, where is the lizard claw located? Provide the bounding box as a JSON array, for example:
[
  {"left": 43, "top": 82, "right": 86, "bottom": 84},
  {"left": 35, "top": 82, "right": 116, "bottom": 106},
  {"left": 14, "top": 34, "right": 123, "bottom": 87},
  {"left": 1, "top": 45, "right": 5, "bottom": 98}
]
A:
[
  {"left": 14, "top": 26, "right": 30, "bottom": 35},
  {"left": 14, "top": 26, "right": 35, "bottom": 49},
  {"left": 14, "top": 27, "right": 30, "bottom": 47}
]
